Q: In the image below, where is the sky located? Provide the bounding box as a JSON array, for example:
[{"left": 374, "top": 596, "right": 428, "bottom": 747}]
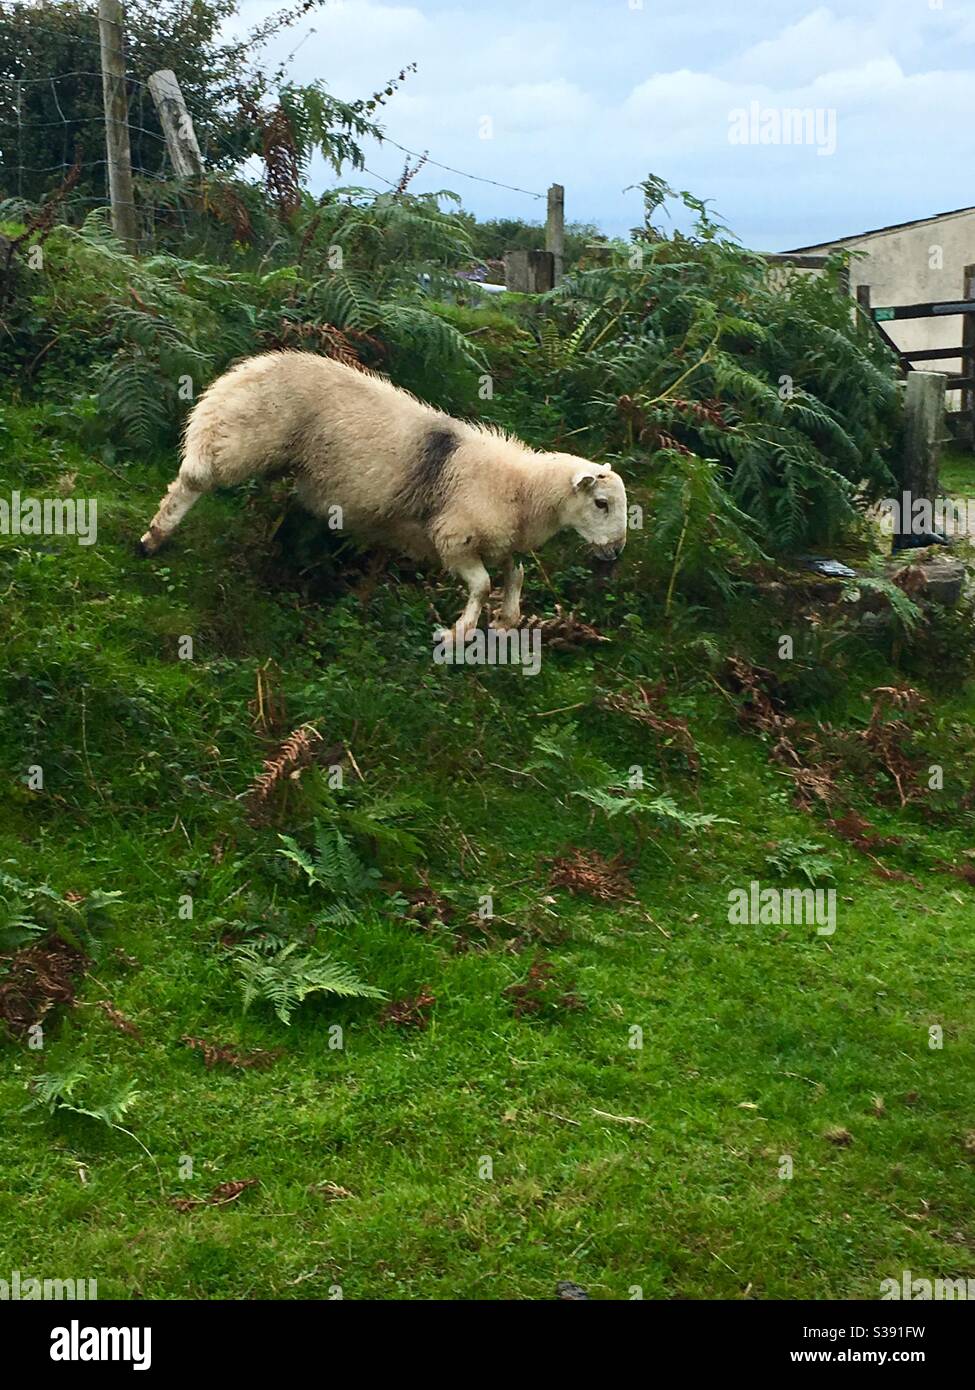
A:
[{"left": 232, "top": 0, "right": 975, "bottom": 251}]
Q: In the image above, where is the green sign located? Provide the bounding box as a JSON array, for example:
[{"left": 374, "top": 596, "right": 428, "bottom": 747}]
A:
[{"left": 874, "top": 308, "right": 894, "bottom": 321}]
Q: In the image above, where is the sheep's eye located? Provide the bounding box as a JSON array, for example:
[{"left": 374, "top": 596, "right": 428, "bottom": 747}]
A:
[{"left": 594, "top": 497, "right": 609, "bottom": 511}]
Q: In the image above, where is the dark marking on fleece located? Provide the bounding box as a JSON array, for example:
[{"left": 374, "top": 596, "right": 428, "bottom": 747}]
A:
[{"left": 394, "top": 425, "right": 461, "bottom": 522}]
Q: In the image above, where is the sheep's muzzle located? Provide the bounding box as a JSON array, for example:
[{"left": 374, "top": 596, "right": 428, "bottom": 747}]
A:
[{"left": 590, "top": 542, "right": 625, "bottom": 565}]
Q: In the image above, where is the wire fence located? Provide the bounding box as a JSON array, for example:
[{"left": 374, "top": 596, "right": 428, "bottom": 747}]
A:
[
  {"left": 1, "top": 53, "right": 546, "bottom": 241},
  {"left": 2, "top": 70, "right": 169, "bottom": 210}
]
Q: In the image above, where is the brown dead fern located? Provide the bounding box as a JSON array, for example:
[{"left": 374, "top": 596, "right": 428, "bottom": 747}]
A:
[
  {"left": 548, "top": 849, "right": 634, "bottom": 902},
  {"left": 598, "top": 679, "right": 699, "bottom": 772},
  {"left": 171, "top": 1178, "right": 258, "bottom": 1213},
  {"left": 181, "top": 1036, "right": 282, "bottom": 1070},
  {"left": 526, "top": 605, "right": 609, "bottom": 650},
  {"left": 245, "top": 723, "right": 342, "bottom": 823}
]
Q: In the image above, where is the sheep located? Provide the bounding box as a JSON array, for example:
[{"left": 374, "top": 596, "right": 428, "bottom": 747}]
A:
[{"left": 139, "top": 351, "right": 628, "bottom": 636}]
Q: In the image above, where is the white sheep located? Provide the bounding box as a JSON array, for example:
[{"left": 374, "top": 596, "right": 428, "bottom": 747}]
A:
[{"left": 139, "top": 351, "right": 628, "bottom": 636}]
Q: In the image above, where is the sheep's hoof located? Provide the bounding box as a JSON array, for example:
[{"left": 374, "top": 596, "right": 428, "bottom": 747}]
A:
[{"left": 491, "top": 610, "right": 522, "bottom": 632}]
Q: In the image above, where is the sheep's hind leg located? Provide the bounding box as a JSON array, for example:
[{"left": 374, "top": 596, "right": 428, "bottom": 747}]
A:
[
  {"left": 139, "top": 472, "right": 207, "bottom": 556},
  {"left": 446, "top": 555, "right": 491, "bottom": 641},
  {"left": 495, "top": 557, "right": 525, "bottom": 629}
]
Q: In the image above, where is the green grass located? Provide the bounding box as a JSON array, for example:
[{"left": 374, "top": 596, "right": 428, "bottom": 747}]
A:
[
  {"left": 939, "top": 445, "right": 975, "bottom": 499},
  {"left": 1, "top": 400, "right": 974, "bottom": 1300}
]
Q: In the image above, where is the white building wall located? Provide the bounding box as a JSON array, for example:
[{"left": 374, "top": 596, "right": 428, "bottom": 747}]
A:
[{"left": 798, "top": 208, "right": 975, "bottom": 390}]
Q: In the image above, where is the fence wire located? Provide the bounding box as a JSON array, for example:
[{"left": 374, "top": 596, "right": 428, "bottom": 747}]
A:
[{"left": 1, "top": 61, "right": 546, "bottom": 230}]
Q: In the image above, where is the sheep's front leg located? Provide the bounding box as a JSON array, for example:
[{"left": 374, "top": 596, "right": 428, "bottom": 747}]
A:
[
  {"left": 448, "top": 556, "right": 491, "bottom": 641},
  {"left": 496, "top": 556, "right": 524, "bottom": 629}
]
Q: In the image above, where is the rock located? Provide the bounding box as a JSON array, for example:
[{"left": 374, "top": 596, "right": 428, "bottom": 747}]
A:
[
  {"left": 798, "top": 556, "right": 857, "bottom": 578},
  {"left": 556, "top": 1280, "right": 591, "bottom": 1300},
  {"left": 858, "top": 609, "right": 893, "bottom": 634},
  {"left": 886, "top": 555, "right": 967, "bottom": 606}
]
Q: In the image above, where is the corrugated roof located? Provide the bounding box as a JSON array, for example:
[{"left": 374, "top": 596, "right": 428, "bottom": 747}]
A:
[{"left": 784, "top": 205, "right": 975, "bottom": 253}]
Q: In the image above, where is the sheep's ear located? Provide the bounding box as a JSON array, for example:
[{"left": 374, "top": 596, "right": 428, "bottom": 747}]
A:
[{"left": 572, "top": 469, "right": 598, "bottom": 492}]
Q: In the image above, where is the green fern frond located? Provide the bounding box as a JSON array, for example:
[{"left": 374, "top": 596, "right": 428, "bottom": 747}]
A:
[{"left": 233, "top": 942, "right": 383, "bottom": 1024}]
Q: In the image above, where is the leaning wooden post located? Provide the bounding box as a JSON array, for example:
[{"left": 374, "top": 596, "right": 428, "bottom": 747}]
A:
[
  {"left": 148, "top": 69, "right": 204, "bottom": 179},
  {"left": 545, "top": 182, "right": 564, "bottom": 285},
  {"left": 903, "top": 372, "right": 946, "bottom": 528},
  {"left": 97, "top": 0, "right": 138, "bottom": 253},
  {"left": 962, "top": 263, "right": 975, "bottom": 450}
]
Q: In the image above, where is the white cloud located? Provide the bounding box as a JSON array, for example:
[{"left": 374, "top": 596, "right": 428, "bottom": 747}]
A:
[
  {"left": 725, "top": 7, "right": 888, "bottom": 86},
  {"left": 226, "top": 0, "right": 975, "bottom": 248}
]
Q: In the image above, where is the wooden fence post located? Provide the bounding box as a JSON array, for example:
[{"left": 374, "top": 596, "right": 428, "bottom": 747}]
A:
[
  {"left": 903, "top": 372, "right": 946, "bottom": 519},
  {"left": 97, "top": 0, "right": 138, "bottom": 253},
  {"left": 148, "top": 69, "right": 204, "bottom": 179},
  {"left": 855, "top": 282, "right": 871, "bottom": 335},
  {"left": 963, "top": 263, "right": 975, "bottom": 450},
  {"left": 545, "top": 183, "right": 564, "bottom": 286}
]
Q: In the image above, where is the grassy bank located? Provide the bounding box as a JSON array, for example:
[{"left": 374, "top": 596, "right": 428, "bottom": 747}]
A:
[{"left": 1, "top": 400, "right": 974, "bottom": 1300}]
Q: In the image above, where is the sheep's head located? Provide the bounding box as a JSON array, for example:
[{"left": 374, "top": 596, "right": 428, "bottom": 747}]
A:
[{"left": 557, "top": 461, "right": 628, "bottom": 563}]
